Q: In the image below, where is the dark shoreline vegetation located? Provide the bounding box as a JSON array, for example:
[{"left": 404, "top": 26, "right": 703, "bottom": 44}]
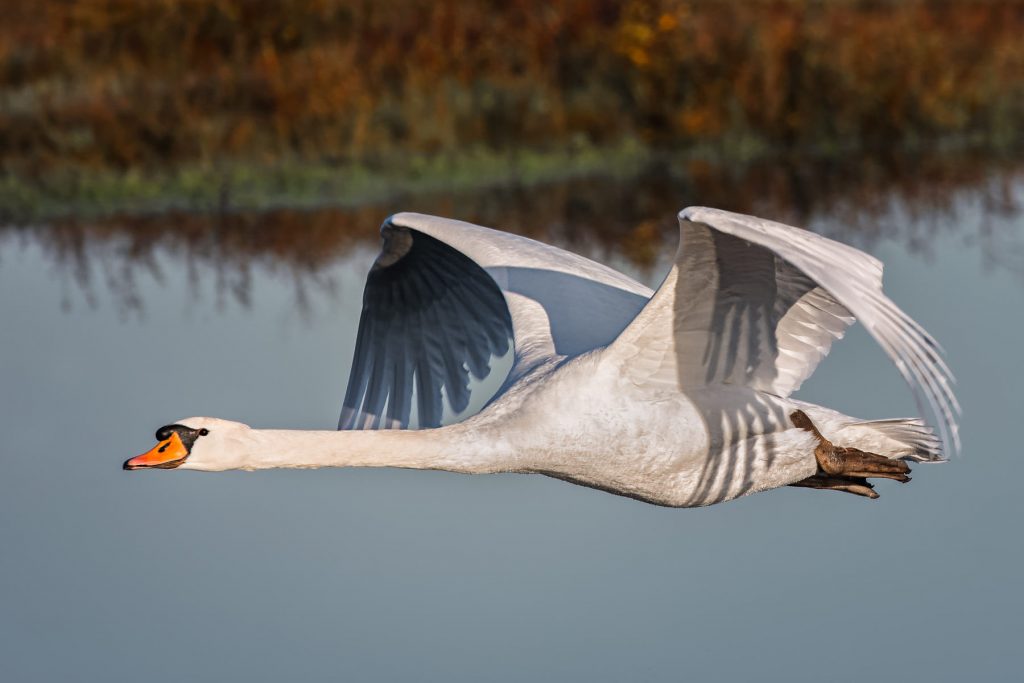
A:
[
  {"left": 2, "top": 1, "right": 1024, "bottom": 221},
  {"left": 4, "top": 146, "right": 1021, "bottom": 316},
  {"left": 0, "top": 136, "right": 1020, "bottom": 223}
]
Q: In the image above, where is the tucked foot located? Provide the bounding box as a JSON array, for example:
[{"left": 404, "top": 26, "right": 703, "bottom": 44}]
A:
[
  {"left": 825, "top": 446, "right": 911, "bottom": 482},
  {"left": 788, "top": 474, "right": 879, "bottom": 499},
  {"left": 789, "top": 410, "right": 912, "bottom": 498}
]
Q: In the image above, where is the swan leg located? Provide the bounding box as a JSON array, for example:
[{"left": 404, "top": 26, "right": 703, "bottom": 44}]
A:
[
  {"left": 788, "top": 409, "right": 911, "bottom": 498},
  {"left": 788, "top": 474, "right": 878, "bottom": 499}
]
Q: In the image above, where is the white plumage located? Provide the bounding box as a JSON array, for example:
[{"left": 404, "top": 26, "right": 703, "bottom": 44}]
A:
[{"left": 129, "top": 207, "right": 957, "bottom": 507}]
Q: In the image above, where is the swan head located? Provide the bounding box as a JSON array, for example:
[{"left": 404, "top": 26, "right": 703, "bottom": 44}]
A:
[{"left": 123, "top": 417, "right": 252, "bottom": 472}]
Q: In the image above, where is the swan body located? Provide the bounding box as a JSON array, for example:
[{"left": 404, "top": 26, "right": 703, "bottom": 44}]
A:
[{"left": 126, "top": 208, "right": 958, "bottom": 507}]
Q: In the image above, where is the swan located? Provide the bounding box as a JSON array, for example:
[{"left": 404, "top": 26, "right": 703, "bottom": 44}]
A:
[{"left": 125, "top": 207, "right": 959, "bottom": 506}]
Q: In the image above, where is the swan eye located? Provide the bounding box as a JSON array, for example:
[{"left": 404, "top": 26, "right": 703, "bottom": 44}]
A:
[{"left": 199, "top": 428, "right": 209, "bottom": 436}]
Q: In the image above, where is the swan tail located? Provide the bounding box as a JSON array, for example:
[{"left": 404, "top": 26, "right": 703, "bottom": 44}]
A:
[
  {"left": 835, "top": 417, "right": 945, "bottom": 463},
  {"left": 793, "top": 404, "right": 945, "bottom": 463}
]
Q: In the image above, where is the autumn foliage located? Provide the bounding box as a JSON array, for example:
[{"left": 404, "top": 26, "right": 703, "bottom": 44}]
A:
[{"left": 2, "top": 0, "right": 1023, "bottom": 177}]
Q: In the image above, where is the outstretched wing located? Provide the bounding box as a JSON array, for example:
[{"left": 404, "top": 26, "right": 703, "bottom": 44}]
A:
[
  {"left": 340, "top": 213, "right": 653, "bottom": 430},
  {"left": 609, "top": 206, "right": 959, "bottom": 454},
  {"left": 339, "top": 225, "right": 512, "bottom": 429}
]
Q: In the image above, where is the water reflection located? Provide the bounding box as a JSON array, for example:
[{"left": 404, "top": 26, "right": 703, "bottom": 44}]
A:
[
  {"left": 2, "top": 149, "right": 1022, "bottom": 315},
  {"left": 2, "top": 147, "right": 1024, "bottom": 683}
]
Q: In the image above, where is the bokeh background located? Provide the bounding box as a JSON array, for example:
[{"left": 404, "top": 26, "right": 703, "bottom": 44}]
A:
[
  {"left": 1, "top": 2, "right": 1023, "bottom": 682},
  {"left": 3, "top": 0, "right": 1024, "bottom": 219}
]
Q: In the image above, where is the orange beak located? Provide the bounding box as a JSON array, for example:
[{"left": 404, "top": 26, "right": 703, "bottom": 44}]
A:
[{"left": 124, "top": 432, "right": 189, "bottom": 470}]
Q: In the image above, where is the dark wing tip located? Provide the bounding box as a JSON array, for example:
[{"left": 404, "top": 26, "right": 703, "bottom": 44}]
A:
[{"left": 340, "top": 220, "right": 514, "bottom": 431}]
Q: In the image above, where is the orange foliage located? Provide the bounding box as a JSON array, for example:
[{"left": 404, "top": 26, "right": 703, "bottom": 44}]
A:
[{"left": 1, "top": 1, "right": 1023, "bottom": 175}]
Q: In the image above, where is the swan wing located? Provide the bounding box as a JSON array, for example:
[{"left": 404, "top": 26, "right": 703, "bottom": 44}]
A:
[
  {"left": 340, "top": 213, "right": 652, "bottom": 430},
  {"left": 609, "top": 206, "right": 959, "bottom": 453}
]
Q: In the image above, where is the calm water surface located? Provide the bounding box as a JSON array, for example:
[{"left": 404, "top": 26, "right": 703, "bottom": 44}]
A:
[{"left": 1, "top": 157, "right": 1022, "bottom": 681}]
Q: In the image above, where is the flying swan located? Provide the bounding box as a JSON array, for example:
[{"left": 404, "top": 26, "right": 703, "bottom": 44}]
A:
[{"left": 125, "top": 208, "right": 959, "bottom": 506}]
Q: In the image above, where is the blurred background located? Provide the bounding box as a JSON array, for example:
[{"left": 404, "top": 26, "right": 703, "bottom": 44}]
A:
[
  {"left": 2, "top": 2, "right": 1023, "bottom": 682},
  {"left": 1, "top": 0, "right": 1023, "bottom": 205},
  {"left": 2, "top": 0, "right": 1023, "bottom": 300}
]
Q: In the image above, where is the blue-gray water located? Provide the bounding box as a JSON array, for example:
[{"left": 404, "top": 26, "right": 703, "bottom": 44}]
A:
[{"left": 1, "top": 163, "right": 1022, "bottom": 681}]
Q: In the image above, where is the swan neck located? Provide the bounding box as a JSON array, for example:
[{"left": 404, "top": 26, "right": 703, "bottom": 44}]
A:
[{"left": 237, "top": 426, "right": 511, "bottom": 473}]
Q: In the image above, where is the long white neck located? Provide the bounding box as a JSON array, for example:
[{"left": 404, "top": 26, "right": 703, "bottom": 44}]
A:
[{"left": 219, "top": 424, "right": 520, "bottom": 474}]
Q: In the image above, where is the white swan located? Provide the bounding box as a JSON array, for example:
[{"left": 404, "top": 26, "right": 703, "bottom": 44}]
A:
[{"left": 125, "top": 208, "right": 959, "bottom": 506}]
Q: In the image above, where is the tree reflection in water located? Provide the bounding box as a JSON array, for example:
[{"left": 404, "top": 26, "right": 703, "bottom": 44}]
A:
[{"left": 2, "top": 150, "right": 1021, "bottom": 316}]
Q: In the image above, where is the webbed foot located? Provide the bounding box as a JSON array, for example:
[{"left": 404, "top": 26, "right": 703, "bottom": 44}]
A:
[
  {"left": 788, "top": 474, "right": 878, "bottom": 499},
  {"left": 788, "top": 410, "right": 911, "bottom": 499}
]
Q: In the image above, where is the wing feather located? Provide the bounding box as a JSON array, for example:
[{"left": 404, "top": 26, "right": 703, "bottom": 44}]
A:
[
  {"left": 340, "top": 213, "right": 651, "bottom": 430},
  {"left": 339, "top": 223, "right": 513, "bottom": 429},
  {"left": 609, "top": 206, "right": 959, "bottom": 455}
]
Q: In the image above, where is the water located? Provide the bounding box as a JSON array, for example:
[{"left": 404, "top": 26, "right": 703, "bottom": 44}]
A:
[{"left": 1, "top": 155, "right": 1022, "bottom": 681}]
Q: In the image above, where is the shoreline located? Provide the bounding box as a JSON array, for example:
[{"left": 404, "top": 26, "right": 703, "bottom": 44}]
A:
[{"left": 3, "top": 134, "right": 1022, "bottom": 224}]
